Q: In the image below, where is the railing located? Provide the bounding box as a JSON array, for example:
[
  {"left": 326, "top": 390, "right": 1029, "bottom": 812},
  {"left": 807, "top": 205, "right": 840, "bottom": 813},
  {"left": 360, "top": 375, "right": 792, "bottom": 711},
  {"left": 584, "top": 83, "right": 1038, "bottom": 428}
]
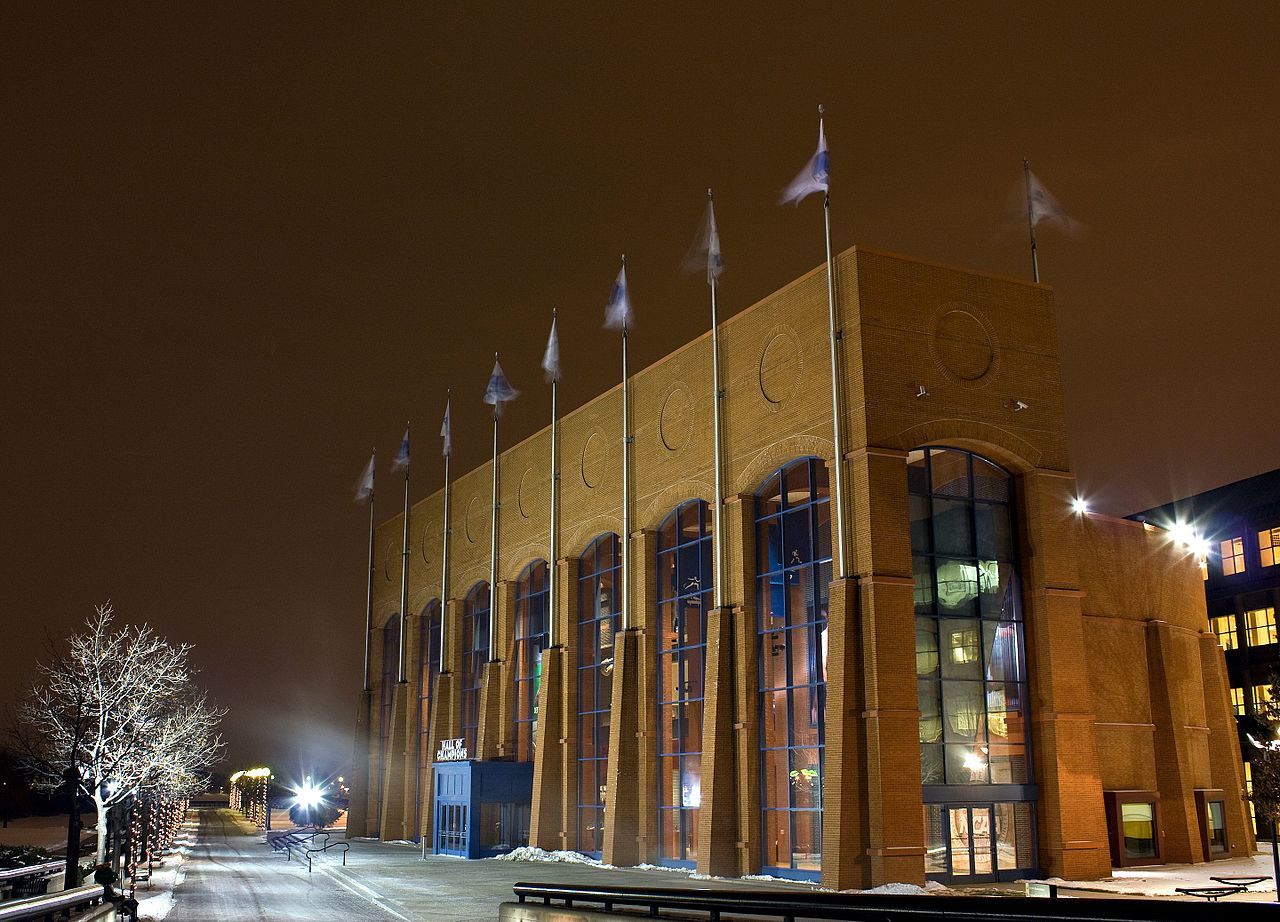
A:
[
  {"left": 0, "top": 884, "right": 106, "bottom": 921},
  {"left": 0, "top": 863, "right": 64, "bottom": 884},
  {"left": 508, "top": 882, "right": 1268, "bottom": 921},
  {"left": 300, "top": 841, "right": 349, "bottom": 873}
]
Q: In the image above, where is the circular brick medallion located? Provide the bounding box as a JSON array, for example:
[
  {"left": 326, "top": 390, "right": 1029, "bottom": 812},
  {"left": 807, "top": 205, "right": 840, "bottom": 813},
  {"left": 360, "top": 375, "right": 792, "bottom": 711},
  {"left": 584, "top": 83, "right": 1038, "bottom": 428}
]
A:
[
  {"left": 464, "top": 494, "right": 484, "bottom": 544},
  {"left": 659, "top": 387, "right": 692, "bottom": 452},
  {"left": 931, "top": 306, "right": 996, "bottom": 383},
  {"left": 517, "top": 465, "right": 542, "bottom": 518},
  {"left": 581, "top": 431, "right": 609, "bottom": 489},
  {"left": 759, "top": 330, "right": 802, "bottom": 404}
]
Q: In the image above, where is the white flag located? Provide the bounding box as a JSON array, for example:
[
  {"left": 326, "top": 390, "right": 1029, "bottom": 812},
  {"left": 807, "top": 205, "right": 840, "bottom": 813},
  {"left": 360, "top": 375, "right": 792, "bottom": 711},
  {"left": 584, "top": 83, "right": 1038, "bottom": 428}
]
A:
[
  {"left": 483, "top": 358, "right": 520, "bottom": 417},
  {"left": 391, "top": 427, "right": 410, "bottom": 472},
  {"left": 354, "top": 452, "right": 375, "bottom": 501},
  {"left": 603, "top": 259, "right": 632, "bottom": 331},
  {"left": 780, "top": 115, "right": 829, "bottom": 205},
  {"left": 440, "top": 398, "right": 451, "bottom": 458},
  {"left": 542, "top": 316, "right": 560, "bottom": 383},
  {"left": 1026, "top": 169, "right": 1075, "bottom": 230},
  {"left": 682, "top": 193, "right": 723, "bottom": 284}
]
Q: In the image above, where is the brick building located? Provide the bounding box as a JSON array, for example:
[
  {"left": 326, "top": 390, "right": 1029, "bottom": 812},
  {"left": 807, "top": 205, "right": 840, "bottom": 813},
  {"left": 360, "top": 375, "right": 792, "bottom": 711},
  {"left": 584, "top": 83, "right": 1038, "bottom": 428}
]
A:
[
  {"left": 1133, "top": 468, "right": 1280, "bottom": 837},
  {"left": 347, "top": 246, "right": 1253, "bottom": 888}
]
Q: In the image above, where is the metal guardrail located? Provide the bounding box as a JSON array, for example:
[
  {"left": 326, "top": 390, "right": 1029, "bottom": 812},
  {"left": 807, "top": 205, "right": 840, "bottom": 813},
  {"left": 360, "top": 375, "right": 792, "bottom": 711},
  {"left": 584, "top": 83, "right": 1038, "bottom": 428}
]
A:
[
  {"left": 300, "top": 841, "right": 348, "bottom": 873},
  {"left": 509, "top": 882, "right": 1269, "bottom": 921},
  {"left": 0, "top": 884, "right": 105, "bottom": 921},
  {"left": 0, "top": 862, "right": 63, "bottom": 883}
]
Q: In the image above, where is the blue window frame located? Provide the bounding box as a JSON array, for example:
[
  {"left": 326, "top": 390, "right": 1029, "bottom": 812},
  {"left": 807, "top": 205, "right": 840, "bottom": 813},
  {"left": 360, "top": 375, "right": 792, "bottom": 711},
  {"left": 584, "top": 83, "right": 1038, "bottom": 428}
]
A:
[
  {"left": 462, "top": 583, "right": 490, "bottom": 758},
  {"left": 377, "top": 612, "right": 400, "bottom": 831},
  {"left": 655, "top": 500, "right": 712, "bottom": 867},
  {"left": 756, "top": 458, "right": 831, "bottom": 879},
  {"left": 513, "top": 561, "right": 550, "bottom": 762},
  {"left": 909, "top": 447, "right": 1037, "bottom": 881},
  {"left": 416, "top": 599, "right": 442, "bottom": 838},
  {"left": 576, "top": 534, "right": 620, "bottom": 856}
]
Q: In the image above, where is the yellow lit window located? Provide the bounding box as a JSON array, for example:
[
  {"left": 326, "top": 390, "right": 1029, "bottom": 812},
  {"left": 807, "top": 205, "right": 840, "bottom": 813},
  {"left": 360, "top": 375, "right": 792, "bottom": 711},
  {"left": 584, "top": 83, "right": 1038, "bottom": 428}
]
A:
[
  {"left": 948, "top": 627, "right": 979, "bottom": 665},
  {"left": 1260, "top": 527, "right": 1280, "bottom": 567},
  {"left": 1211, "top": 614, "right": 1238, "bottom": 650},
  {"left": 1220, "top": 537, "right": 1245, "bottom": 575},
  {"left": 1246, "top": 607, "right": 1277, "bottom": 647},
  {"left": 1251, "top": 683, "right": 1274, "bottom": 716},
  {"left": 1231, "top": 687, "right": 1246, "bottom": 716}
]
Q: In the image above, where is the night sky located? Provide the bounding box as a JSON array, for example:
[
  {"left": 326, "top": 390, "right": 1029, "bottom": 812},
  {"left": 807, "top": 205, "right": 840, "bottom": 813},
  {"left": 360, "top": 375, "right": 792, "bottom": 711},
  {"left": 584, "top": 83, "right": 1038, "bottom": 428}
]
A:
[{"left": 2, "top": 3, "right": 1277, "bottom": 775}]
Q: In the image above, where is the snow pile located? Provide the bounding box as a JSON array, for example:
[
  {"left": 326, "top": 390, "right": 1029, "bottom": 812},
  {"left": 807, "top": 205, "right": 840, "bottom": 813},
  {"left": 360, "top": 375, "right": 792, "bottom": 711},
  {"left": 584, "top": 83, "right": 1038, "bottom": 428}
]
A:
[
  {"left": 490, "top": 846, "right": 610, "bottom": 866},
  {"left": 133, "top": 835, "right": 190, "bottom": 920},
  {"left": 850, "top": 882, "right": 937, "bottom": 896},
  {"left": 1034, "top": 850, "right": 1276, "bottom": 897},
  {"left": 136, "top": 891, "right": 175, "bottom": 921}
]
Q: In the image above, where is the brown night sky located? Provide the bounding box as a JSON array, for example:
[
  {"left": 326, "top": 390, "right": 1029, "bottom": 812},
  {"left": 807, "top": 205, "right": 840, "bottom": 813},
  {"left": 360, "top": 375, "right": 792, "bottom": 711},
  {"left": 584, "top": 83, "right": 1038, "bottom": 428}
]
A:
[{"left": 1, "top": 3, "right": 1277, "bottom": 775}]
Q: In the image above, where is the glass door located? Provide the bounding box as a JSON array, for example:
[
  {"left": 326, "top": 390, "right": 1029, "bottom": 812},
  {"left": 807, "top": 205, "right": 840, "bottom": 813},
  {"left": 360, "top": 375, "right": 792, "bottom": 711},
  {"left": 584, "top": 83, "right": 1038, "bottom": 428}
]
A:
[{"left": 947, "top": 805, "right": 997, "bottom": 880}]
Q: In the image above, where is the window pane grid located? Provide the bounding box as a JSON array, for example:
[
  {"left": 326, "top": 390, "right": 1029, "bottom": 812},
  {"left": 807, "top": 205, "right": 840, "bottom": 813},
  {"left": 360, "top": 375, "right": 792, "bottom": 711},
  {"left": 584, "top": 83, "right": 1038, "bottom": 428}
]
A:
[
  {"left": 462, "top": 584, "right": 490, "bottom": 758},
  {"left": 577, "top": 535, "right": 620, "bottom": 855},
  {"left": 513, "top": 561, "right": 550, "bottom": 763},
  {"left": 1220, "top": 536, "right": 1245, "bottom": 576},
  {"left": 1260, "top": 527, "right": 1280, "bottom": 568},
  {"left": 1245, "top": 607, "right": 1277, "bottom": 647}
]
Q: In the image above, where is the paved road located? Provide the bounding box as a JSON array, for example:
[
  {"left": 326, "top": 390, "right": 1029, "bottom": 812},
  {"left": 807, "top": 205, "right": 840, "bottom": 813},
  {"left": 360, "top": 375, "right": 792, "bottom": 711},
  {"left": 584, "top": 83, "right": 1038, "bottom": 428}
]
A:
[{"left": 167, "top": 809, "right": 396, "bottom": 921}]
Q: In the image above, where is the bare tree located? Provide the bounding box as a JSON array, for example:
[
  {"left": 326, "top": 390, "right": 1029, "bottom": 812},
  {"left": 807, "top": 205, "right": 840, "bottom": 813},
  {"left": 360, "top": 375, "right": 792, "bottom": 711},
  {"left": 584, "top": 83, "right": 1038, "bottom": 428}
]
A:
[{"left": 13, "top": 605, "right": 225, "bottom": 863}]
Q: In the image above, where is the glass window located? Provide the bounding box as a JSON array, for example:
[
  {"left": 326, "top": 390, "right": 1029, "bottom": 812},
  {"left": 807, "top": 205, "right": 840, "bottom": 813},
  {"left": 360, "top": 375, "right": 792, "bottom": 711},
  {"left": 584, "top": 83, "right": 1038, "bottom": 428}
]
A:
[
  {"left": 417, "top": 600, "right": 442, "bottom": 837},
  {"left": 1251, "top": 683, "right": 1274, "bottom": 717},
  {"left": 1211, "top": 614, "right": 1238, "bottom": 651},
  {"left": 1231, "top": 687, "right": 1246, "bottom": 716},
  {"left": 1220, "top": 537, "right": 1245, "bottom": 576},
  {"left": 513, "top": 561, "right": 550, "bottom": 763},
  {"left": 577, "top": 534, "right": 620, "bottom": 855},
  {"left": 656, "top": 501, "right": 711, "bottom": 865},
  {"left": 1120, "top": 802, "right": 1157, "bottom": 860},
  {"left": 1260, "top": 527, "right": 1280, "bottom": 568},
  {"left": 756, "top": 458, "right": 829, "bottom": 875},
  {"left": 462, "top": 584, "right": 490, "bottom": 758},
  {"left": 1245, "top": 607, "right": 1277, "bottom": 647}
]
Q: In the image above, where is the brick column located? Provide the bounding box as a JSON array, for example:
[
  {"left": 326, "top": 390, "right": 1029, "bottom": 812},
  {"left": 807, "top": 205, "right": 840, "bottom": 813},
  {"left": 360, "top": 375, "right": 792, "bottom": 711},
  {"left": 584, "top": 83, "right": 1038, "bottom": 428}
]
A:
[
  {"left": 1146, "top": 620, "right": 1209, "bottom": 863},
  {"left": 725, "top": 495, "right": 760, "bottom": 875},
  {"left": 346, "top": 688, "right": 373, "bottom": 838},
  {"left": 402, "top": 611, "right": 426, "bottom": 839},
  {"left": 558, "top": 557, "right": 582, "bottom": 850},
  {"left": 603, "top": 626, "right": 642, "bottom": 866},
  {"left": 632, "top": 529, "right": 657, "bottom": 864},
  {"left": 697, "top": 601, "right": 739, "bottom": 875},
  {"left": 1197, "top": 635, "right": 1255, "bottom": 857},
  {"left": 478, "top": 580, "right": 515, "bottom": 761},
  {"left": 822, "top": 575, "right": 868, "bottom": 888},
  {"left": 529, "top": 644, "right": 566, "bottom": 849},
  {"left": 379, "top": 681, "right": 412, "bottom": 840},
  {"left": 1019, "top": 470, "right": 1111, "bottom": 879}
]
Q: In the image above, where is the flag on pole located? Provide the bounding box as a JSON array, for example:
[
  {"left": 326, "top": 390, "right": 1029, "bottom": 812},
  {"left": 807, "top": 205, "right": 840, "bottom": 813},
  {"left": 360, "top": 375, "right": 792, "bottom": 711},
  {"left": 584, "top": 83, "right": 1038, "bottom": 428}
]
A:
[
  {"left": 392, "top": 426, "right": 410, "bottom": 472},
  {"left": 440, "top": 398, "right": 452, "bottom": 458},
  {"left": 779, "top": 113, "right": 830, "bottom": 205},
  {"left": 542, "top": 315, "right": 561, "bottom": 383},
  {"left": 483, "top": 357, "right": 520, "bottom": 416},
  {"left": 354, "top": 452, "right": 375, "bottom": 501},
  {"left": 682, "top": 192, "right": 723, "bottom": 284},
  {"left": 603, "top": 259, "right": 632, "bottom": 331},
  {"left": 1025, "top": 168, "right": 1076, "bottom": 230}
]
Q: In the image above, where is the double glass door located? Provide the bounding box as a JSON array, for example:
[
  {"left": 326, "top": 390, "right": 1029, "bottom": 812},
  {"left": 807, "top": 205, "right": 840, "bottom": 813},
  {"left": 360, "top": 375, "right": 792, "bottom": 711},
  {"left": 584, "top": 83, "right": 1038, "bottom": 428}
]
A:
[{"left": 947, "top": 805, "right": 995, "bottom": 879}]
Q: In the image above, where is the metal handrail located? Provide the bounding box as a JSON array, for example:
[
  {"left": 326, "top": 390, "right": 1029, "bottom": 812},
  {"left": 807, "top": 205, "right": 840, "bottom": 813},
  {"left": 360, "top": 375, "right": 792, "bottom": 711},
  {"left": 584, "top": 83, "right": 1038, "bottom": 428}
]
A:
[
  {"left": 0, "top": 884, "right": 104, "bottom": 920},
  {"left": 301, "top": 841, "right": 348, "bottom": 873},
  {"left": 510, "top": 882, "right": 1266, "bottom": 921},
  {"left": 0, "top": 861, "right": 64, "bottom": 883}
]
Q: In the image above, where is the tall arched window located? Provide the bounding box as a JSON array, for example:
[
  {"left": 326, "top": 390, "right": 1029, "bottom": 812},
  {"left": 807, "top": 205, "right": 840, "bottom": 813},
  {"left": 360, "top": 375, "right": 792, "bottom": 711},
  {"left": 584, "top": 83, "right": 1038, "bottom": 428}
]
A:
[
  {"left": 655, "top": 500, "right": 712, "bottom": 866},
  {"left": 909, "top": 447, "right": 1035, "bottom": 881},
  {"left": 416, "top": 600, "right": 442, "bottom": 838},
  {"left": 513, "top": 560, "right": 550, "bottom": 762},
  {"left": 576, "top": 534, "right": 620, "bottom": 856},
  {"left": 462, "top": 583, "right": 490, "bottom": 758},
  {"left": 377, "top": 612, "right": 400, "bottom": 830},
  {"left": 756, "top": 458, "right": 831, "bottom": 878}
]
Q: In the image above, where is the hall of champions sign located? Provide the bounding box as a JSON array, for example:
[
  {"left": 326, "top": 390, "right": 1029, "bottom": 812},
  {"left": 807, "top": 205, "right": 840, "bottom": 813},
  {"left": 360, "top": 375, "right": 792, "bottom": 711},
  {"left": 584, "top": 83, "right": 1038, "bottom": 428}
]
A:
[{"left": 436, "top": 738, "right": 468, "bottom": 762}]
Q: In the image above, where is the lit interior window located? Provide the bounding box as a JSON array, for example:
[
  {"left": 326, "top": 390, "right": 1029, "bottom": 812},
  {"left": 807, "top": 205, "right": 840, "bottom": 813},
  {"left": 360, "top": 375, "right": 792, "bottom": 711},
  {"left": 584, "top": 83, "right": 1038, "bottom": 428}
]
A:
[
  {"left": 1211, "top": 614, "right": 1238, "bottom": 651},
  {"left": 1245, "top": 607, "right": 1277, "bottom": 647},
  {"left": 1220, "top": 537, "right": 1245, "bottom": 576},
  {"left": 1230, "top": 687, "right": 1246, "bottom": 716},
  {"left": 1259, "top": 527, "right": 1280, "bottom": 567}
]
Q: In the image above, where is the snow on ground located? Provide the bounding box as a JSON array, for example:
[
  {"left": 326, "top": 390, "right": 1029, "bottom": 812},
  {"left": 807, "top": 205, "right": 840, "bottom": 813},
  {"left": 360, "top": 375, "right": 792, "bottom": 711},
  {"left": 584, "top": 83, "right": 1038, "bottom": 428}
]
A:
[
  {"left": 133, "top": 822, "right": 193, "bottom": 920},
  {"left": 490, "top": 846, "right": 612, "bottom": 866},
  {"left": 0, "top": 815, "right": 89, "bottom": 850},
  {"left": 1033, "top": 849, "right": 1276, "bottom": 897}
]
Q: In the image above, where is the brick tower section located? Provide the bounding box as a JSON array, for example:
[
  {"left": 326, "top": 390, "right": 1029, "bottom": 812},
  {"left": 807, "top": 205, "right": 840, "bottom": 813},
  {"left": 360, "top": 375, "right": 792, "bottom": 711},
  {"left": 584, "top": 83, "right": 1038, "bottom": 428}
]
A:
[
  {"left": 1197, "top": 634, "right": 1256, "bottom": 857},
  {"left": 379, "top": 681, "right": 411, "bottom": 840},
  {"left": 603, "top": 628, "right": 643, "bottom": 866},
  {"left": 697, "top": 602, "right": 740, "bottom": 876},
  {"left": 345, "top": 688, "right": 372, "bottom": 838}
]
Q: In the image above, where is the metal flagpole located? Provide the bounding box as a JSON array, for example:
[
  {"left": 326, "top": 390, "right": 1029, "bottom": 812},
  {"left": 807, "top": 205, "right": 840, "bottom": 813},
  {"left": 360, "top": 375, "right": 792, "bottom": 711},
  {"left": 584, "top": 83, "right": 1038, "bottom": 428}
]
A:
[
  {"left": 439, "top": 394, "right": 451, "bottom": 667},
  {"left": 1024, "top": 159, "right": 1040, "bottom": 284},
  {"left": 489, "top": 381, "right": 501, "bottom": 659},
  {"left": 363, "top": 452, "right": 376, "bottom": 691},
  {"left": 823, "top": 189, "right": 849, "bottom": 581},
  {"left": 548, "top": 312, "right": 560, "bottom": 648},
  {"left": 620, "top": 277, "right": 632, "bottom": 631},
  {"left": 398, "top": 425, "right": 411, "bottom": 683},
  {"left": 707, "top": 192, "right": 726, "bottom": 610}
]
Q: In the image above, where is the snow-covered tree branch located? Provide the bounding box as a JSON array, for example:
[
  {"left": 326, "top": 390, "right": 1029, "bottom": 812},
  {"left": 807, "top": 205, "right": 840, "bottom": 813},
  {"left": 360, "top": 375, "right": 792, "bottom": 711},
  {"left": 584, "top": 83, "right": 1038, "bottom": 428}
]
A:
[{"left": 12, "top": 604, "right": 225, "bottom": 862}]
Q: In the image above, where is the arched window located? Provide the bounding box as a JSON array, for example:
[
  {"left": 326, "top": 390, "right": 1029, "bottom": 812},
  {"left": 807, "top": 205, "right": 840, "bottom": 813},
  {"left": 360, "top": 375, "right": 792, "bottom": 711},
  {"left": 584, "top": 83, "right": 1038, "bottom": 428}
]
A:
[
  {"left": 756, "top": 458, "right": 831, "bottom": 878},
  {"left": 909, "top": 447, "right": 1036, "bottom": 880},
  {"left": 462, "top": 583, "right": 490, "bottom": 758},
  {"left": 576, "top": 534, "right": 620, "bottom": 856},
  {"left": 513, "top": 560, "right": 550, "bottom": 762},
  {"left": 655, "top": 500, "right": 712, "bottom": 867},
  {"left": 416, "top": 600, "right": 442, "bottom": 838},
  {"left": 377, "top": 612, "right": 400, "bottom": 830}
]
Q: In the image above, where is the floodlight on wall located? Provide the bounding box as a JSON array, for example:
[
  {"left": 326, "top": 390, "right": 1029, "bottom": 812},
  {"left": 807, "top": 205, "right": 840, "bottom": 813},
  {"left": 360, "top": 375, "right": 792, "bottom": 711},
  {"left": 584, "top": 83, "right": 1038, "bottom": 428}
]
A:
[
  {"left": 1011, "top": 399, "right": 1030, "bottom": 412},
  {"left": 914, "top": 384, "right": 929, "bottom": 398},
  {"left": 1071, "top": 497, "right": 1090, "bottom": 515}
]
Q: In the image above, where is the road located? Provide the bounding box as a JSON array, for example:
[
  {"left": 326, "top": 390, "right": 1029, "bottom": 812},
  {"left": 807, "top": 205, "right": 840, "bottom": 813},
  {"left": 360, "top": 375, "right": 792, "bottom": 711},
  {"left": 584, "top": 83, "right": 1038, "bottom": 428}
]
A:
[{"left": 166, "top": 808, "right": 397, "bottom": 921}]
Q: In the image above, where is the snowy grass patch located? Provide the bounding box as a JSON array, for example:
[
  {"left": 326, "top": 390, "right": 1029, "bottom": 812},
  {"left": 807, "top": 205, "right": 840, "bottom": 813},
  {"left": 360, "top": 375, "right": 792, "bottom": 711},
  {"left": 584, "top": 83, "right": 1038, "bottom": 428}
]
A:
[{"left": 489, "top": 846, "right": 612, "bottom": 867}]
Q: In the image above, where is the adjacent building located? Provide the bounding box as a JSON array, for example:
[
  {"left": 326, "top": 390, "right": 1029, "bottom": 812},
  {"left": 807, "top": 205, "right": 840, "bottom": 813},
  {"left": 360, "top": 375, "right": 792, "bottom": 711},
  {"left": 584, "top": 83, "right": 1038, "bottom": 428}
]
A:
[
  {"left": 348, "top": 245, "right": 1254, "bottom": 888},
  {"left": 1133, "top": 468, "right": 1280, "bottom": 836}
]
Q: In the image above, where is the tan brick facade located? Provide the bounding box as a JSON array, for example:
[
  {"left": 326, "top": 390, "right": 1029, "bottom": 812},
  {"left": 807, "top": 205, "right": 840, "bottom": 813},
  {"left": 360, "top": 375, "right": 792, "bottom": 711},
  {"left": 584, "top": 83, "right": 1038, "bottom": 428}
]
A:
[{"left": 349, "top": 247, "right": 1252, "bottom": 883}]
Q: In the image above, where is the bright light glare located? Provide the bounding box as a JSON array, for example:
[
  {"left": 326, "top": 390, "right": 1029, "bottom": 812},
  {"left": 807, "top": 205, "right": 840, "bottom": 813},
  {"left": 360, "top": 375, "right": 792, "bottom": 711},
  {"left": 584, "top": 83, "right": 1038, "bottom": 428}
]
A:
[
  {"left": 1166, "top": 521, "right": 1210, "bottom": 560},
  {"left": 294, "top": 779, "right": 324, "bottom": 810},
  {"left": 1071, "top": 497, "right": 1089, "bottom": 515},
  {"left": 962, "top": 752, "right": 986, "bottom": 771}
]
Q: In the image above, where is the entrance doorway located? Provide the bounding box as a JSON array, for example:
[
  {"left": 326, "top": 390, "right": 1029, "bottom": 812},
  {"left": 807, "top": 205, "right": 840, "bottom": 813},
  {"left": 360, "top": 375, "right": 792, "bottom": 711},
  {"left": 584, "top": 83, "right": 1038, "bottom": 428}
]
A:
[{"left": 946, "top": 805, "right": 996, "bottom": 880}]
